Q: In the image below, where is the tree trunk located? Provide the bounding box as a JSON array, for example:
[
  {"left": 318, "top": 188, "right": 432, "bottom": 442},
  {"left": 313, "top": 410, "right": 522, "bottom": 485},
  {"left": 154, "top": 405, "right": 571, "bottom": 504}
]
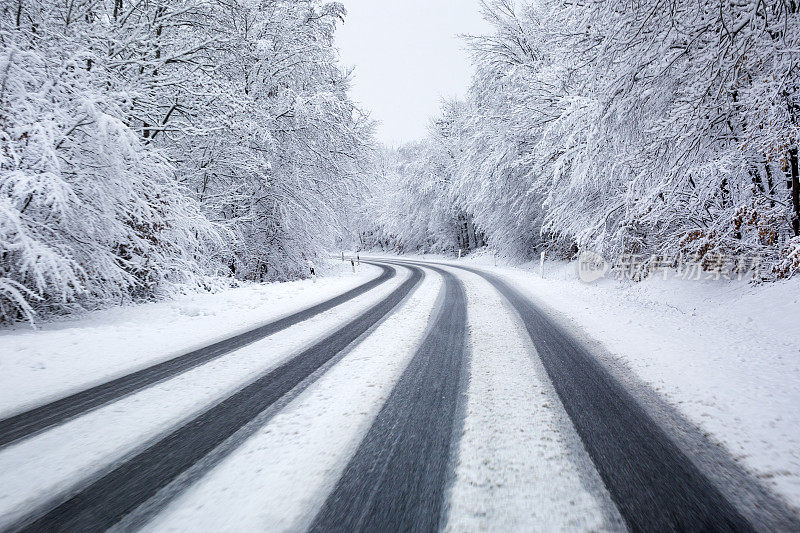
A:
[{"left": 790, "top": 148, "right": 800, "bottom": 236}]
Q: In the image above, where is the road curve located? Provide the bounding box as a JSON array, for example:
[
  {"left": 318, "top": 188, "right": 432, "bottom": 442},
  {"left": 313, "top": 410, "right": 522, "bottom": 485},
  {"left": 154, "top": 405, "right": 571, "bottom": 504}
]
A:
[
  {"left": 0, "top": 263, "right": 395, "bottom": 449},
  {"left": 8, "top": 262, "right": 422, "bottom": 533},
  {"left": 310, "top": 262, "right": 468, "bottom": 533},
  {"left": 420, "top": 260, "right": 800, "bottom": 532}
]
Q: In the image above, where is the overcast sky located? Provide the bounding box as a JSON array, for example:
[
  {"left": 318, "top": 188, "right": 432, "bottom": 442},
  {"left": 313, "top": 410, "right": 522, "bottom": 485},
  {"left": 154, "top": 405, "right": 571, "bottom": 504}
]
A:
[{"left": 335, "top": 0, "right": 493, "bottom": 146}]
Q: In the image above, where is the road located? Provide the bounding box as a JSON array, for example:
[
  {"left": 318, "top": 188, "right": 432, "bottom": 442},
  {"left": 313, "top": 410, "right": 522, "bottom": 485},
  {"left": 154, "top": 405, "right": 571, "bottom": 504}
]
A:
[
  {"left": 432, "top": 263, "right": 766, "bottom": 531},
  {"left": 310, "top": 263, "right": 466, "bottom": 532},
  {"left": 0, "top": 264, "right": 396, "bottom": 449},
  {"left": 1, "top": 258, "right": 798, "bottom": 532}
]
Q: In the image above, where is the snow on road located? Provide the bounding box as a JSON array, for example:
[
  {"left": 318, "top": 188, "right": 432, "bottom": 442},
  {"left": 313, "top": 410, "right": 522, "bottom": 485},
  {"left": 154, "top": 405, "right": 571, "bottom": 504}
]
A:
[
  {"left": 500, "top": 261, "right": 800, "bottom": 511},
  {"left": 4, "top": 251, "right": 797, "bottom": 529},
  {"left": 0, "top": 261, "right": 379, "bottom": 418},
  {"left": 139, "top": 265, "right": 442, "bottom": 532},
  {"left": 0, "top": 264, "right": 407, "bottom": 530},
  {"left": 443, "top": 265, "right": 620, "bottom": 531},
  {"left": 396, "top": 252, "right": 800, "bottom": 512}
]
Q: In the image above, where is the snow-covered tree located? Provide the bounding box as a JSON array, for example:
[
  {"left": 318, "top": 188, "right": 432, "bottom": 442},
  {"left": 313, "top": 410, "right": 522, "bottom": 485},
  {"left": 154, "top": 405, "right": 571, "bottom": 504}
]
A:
[
  {"left": 361, "top": 101, "right": 482, "bottom": 255},
  {"left": 0, "top": 0, "right": 221, "bottom": 323},
  {"left": 0, "top": 0, "right": 373, "bottom": 323},
  {"left": 365, "top": 0, "right": 800, "bottom": 277}
]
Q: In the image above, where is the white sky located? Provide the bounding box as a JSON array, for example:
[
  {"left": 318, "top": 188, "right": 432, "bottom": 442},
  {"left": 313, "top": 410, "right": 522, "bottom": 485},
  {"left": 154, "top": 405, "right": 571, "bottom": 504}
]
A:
[{"left": 335, "top": 0, "right": 493, "bottom": 146}]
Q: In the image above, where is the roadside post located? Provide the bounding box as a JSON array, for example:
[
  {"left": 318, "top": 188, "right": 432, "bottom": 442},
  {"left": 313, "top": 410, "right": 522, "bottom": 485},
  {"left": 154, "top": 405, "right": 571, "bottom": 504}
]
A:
[
  {"left": 540, "top": 251, "right": 546, "bottom": 278},
  {"left": 307, "top": 260, "right": 316, "bottom": 283}
]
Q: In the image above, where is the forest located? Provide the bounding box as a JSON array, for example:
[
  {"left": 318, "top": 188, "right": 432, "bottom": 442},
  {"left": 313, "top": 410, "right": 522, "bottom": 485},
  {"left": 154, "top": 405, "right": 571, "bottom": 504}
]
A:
[
  {"left": 1, "top": 0, "right": 372, "bottom": 322},
  {"left": 2, "top": 0, "right": 800, "bottom": 323},
  {"left": 362, "top": 0, "right": 800, "bottom": 279}
]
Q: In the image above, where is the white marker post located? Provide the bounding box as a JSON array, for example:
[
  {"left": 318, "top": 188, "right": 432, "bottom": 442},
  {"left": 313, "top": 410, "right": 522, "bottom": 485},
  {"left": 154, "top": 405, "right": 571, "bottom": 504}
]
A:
[
  {"left": 458, "top": 248, "right": 462, "bottom": 259},
  {"left": 540, "top": 251, "right": 546, "bottom": 278},
  {"left": 307, "top": 260, "right": 316, "bottom": 283}
]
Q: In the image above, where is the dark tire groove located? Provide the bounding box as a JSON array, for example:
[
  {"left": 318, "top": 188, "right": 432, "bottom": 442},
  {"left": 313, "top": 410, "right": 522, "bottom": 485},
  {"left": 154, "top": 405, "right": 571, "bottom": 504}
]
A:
[
  {"left": 8, "top": 262, "right": 421, "bottom": 533},
  {"left": 309, "top": 263, "right": 467, "bottom": 533},
  {"left": 0, "top": 264, "right": 394, "bottom": 449},
  {"left": 434, "top": 262, "right": 762, "bottom": 532}
]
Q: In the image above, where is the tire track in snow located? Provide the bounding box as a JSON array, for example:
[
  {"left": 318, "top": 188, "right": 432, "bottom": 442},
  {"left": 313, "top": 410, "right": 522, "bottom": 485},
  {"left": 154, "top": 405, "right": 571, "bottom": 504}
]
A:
[
  {"left": 7, "top": 262, "right": 422, "bottom": 533},
  {"left": 0, "top": 264, "right": 395, "bottom": 449},
  {"left": 443, "top": 266, "right": 622, "bottom": 531},
  {"left": 135, "top": 263, "right": 444, "bottom": 532},
  {"left": 416, "top": 260, "right": 794, "bottom": 532},
  {"left": 0, "top": 264, "right": 407, "bottom": 531},
  {"left": 309, "top": 262, "right": 468, "bottom": 533}
]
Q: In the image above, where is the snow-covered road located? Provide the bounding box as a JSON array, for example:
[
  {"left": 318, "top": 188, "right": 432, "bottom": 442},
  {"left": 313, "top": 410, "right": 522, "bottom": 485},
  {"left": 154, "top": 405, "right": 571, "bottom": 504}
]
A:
[{"left": 0, "top": 257, "right": 798, "bottom": 532}]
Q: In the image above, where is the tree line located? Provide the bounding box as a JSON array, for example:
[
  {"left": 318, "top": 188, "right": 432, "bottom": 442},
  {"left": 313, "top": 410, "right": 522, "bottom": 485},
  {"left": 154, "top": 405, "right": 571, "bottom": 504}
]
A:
[
  {"left": 1, "top": 0, "right": 372, "bottom": 323},
  {"left": 360, "top": 0, "right": 800, "bottom": 280}
]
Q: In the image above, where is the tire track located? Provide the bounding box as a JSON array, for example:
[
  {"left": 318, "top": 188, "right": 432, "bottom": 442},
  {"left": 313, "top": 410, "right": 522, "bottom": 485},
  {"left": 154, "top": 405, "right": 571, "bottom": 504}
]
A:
[
  {"left": 423, "top": 260, "right": 800, "bottom": 532},
  {"left": 7, "top": 262, "right": 421, "bottom": 533},
  {"left": 309, "top": 262, "right": 467, "bottom": 533},
  {"left": 0, "top": 264, "right": 395, "bottom": 449}
]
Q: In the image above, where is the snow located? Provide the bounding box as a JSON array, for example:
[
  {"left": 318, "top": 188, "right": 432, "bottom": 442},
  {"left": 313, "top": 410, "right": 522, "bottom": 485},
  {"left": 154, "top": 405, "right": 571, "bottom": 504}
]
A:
[
  {"left": 0, "top": 261, "right": 379, "bottom": 418},
  {"left": 443, "top": 265, "right": 620, "bottom": 531},
  {"left": 401, "top": 251, "right": 800, "bottom": 512},
  {"left": 0, "top": 263, "right": 408, "bottom": 530},
  {"left": 4, "top": 249, "right": 799, "bottom": 527},
  {"left": 2, "top": 0, "right": 371, "bottom": 323},
  {"left": 138, "top": 265, "right": 442, "bottom": 532}
]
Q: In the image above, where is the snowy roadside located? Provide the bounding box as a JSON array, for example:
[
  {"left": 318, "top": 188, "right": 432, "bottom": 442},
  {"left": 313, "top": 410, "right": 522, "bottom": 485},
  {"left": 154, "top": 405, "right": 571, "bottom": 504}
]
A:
[
  {"left": 139, "top": 265, "right": 443, "bottom": 532},
  {"left": 376, "top": 251, "right": 800, "bottom": 511},
  {"left": 0, "top": 260, "right": 377, "bottom": 418},
  {"left": 0, "top": 264, "right": 409, "bottom": 530}
]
